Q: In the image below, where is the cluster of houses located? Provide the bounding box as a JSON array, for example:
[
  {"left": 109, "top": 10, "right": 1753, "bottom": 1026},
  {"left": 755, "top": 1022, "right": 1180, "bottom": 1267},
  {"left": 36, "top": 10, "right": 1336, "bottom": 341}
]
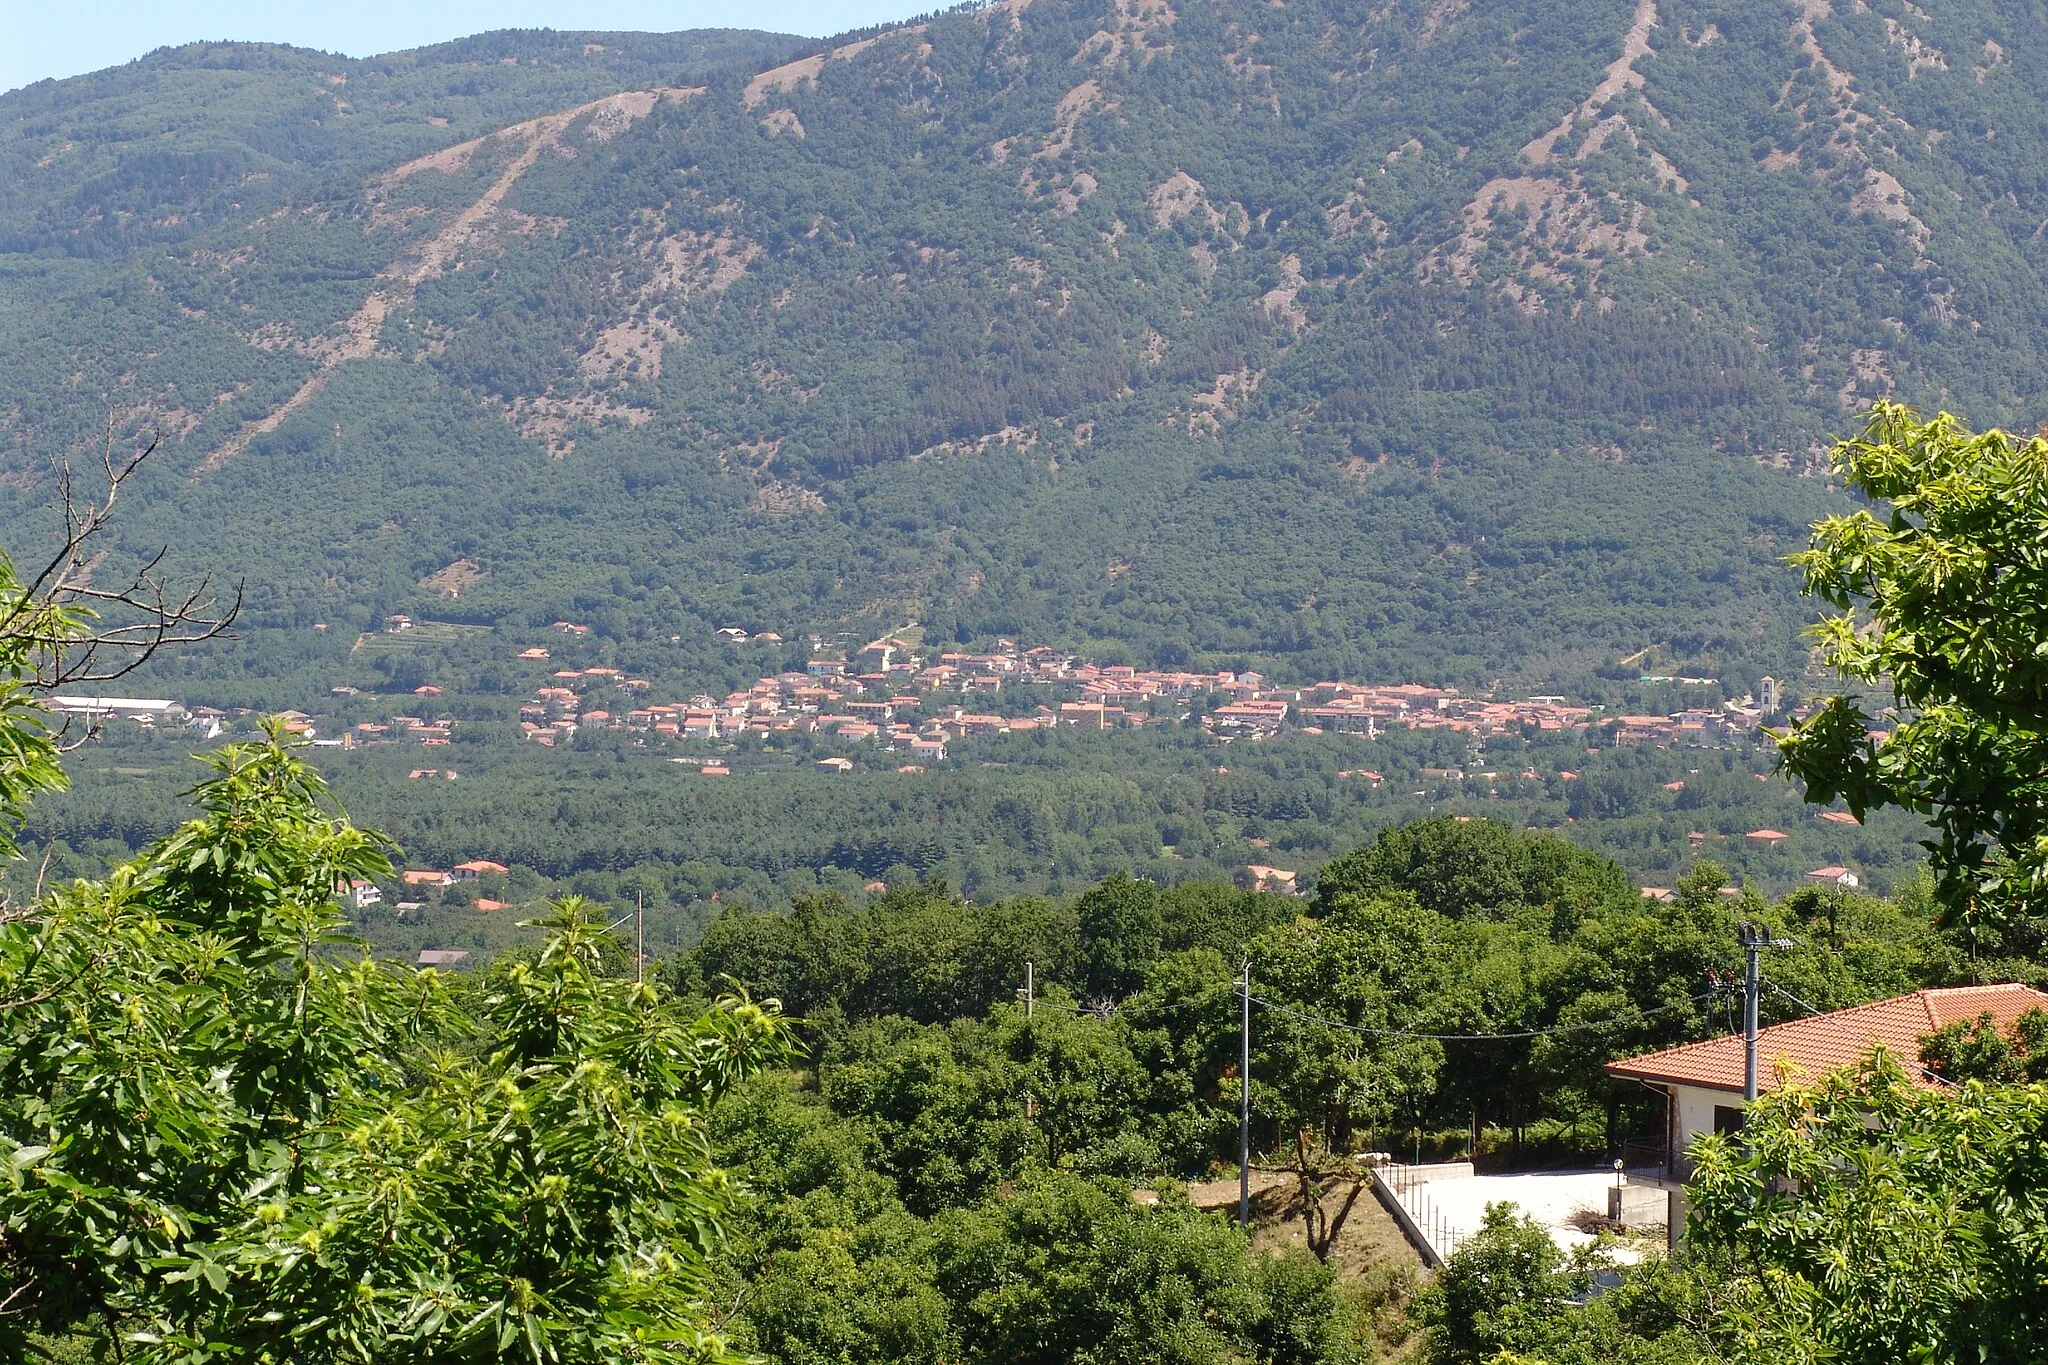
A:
[
  {"left": 344, "top": 859, "right": 513, "bottom": 917},
  {"left": 494, "top": 633, "right": 1783, "bottom": 760},
  {"left": 345, "top": 713, "right": 456, "bottom": 747}
]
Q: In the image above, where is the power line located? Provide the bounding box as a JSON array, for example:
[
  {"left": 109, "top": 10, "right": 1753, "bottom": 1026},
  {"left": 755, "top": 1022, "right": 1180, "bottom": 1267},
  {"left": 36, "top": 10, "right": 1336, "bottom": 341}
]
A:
[
  {"left": 1015, "top": 983, "right": 1717, "bottom": 1042},
  {"left": 1764, "top": 979, "right": 1957, "bottom": 1088},
  {"left": 1244, "top": 990, "right": 1719, "bottom": 1043}
]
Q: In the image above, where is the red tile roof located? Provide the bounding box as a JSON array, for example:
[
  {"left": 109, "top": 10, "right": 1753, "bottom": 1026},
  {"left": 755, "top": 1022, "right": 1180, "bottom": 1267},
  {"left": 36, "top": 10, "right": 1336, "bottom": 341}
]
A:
[{"left": 1606, "top": 984, "right": 2048, "bottom": 1094}]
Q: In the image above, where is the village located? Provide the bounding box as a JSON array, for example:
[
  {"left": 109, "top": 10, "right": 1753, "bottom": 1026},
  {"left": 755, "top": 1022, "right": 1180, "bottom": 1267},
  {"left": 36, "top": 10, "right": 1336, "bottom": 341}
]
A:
[
  {"left": 442, "top": 625, "right": 1792, "bottom": 761},
  {"left": 69, "top": 621, "right": 1796, "bottom": 768}
]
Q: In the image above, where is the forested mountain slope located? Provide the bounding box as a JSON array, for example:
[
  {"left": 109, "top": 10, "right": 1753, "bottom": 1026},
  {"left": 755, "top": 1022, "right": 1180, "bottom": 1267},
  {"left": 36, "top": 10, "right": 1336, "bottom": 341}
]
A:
[
  {"left": 0, "top": 29, "right": 807, "bottom": 256},
  {"left": 5, "top": 0, "right": 2046, "bottom": 689}
]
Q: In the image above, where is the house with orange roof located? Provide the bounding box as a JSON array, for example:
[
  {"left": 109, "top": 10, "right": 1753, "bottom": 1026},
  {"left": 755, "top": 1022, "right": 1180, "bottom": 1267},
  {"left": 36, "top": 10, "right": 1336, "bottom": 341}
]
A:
[
  {"left": 1744, "top": 828, "right": 1788, "bottom": 843},
  {"left": 1607, "top": 983, "right": 2048, "bottom": 1243},
  {"left": 452, "top": 860, "right": 509, "bottom": 880}
]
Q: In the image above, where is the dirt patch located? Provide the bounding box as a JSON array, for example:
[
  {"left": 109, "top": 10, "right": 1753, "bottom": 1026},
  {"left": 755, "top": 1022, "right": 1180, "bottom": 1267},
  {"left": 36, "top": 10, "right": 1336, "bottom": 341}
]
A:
[
  {"left": 502, "top": 393, "right": 652, "bottom": 458},
  {"left": 200, "top": 87, "right": 690, "bottom": 477},
  {"left": 1056, "top": 172, "right": 1099, "bottom": 215},
  {"left": 1149, "top": 170, "right": 1224, "bottom": 231},
  {"left": 1520, "top": 0, "right": 1658, "bottom": 166},
  {"left": 1837, "top": 347, "right": 1894, "bottom": 409},
  {"left": 1325, "top": 191, "right": 1389, "bottom": 245},
  {"left": 1426, "top": 0, "right": 1673, "bottom": 311},
  {"left": 743, "top": 30, "right": 921, "bottom": 109},
  {"left": 1185, "top": 368, "right": 1261, "bottom": 434},
  {"left": 752, "top": 479, "right": 827, "bottom": 515},
  {"left": 1851, "top": 169, "right": 1926, "bottom": 240},
  {"left": 578, "top": 317, "right": 684, "bottom": 383},
  {"left": 1260, "top": 254, "right": 1310, "bottom": 330},
  {"left": 1071, "top": 0, "right": 1177, "bottom": 68},
  {"left": 1187, "top": 1170, "right": 1424, "bottom": 1282},
  {"left": 1883, "top": 16, "right": 1945, "bottom": 76},
  {"left": 1041, "top": 80, "right": 1111, "bottom": 159},
  {"left": 914, "top": 425, "right": 1038, "bottom": 462},
  {"left": 1976, "top": 38, "right": 2005, "bottom": 81},
  {"left": 651, "top": 229, "right": 761, "bottom": 297},
  {"left": 419, "top": 559, "right": 485, "bottom": 597},
  {"left": 1419, "top": 0, "right": 1469, "bottom": 42},
  {"left": 1428, "top": 174, "right": 1648, "bottom": 311},
  {"left": 1341, "top": 454, "right": 1386, "bottom": 486}
]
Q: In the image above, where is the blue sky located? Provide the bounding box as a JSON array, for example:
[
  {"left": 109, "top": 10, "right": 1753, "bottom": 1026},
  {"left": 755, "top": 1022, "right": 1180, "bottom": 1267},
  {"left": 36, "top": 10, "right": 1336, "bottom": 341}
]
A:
[{"left": 3, "top": 1, "right": 916, "bottom": 95}]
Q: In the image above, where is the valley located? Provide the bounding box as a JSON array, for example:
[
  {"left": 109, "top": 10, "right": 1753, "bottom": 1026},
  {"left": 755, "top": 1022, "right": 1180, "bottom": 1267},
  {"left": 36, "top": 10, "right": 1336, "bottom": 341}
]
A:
[{"left": 5, "top": 3, "right": 2048, "bottom": 1361}]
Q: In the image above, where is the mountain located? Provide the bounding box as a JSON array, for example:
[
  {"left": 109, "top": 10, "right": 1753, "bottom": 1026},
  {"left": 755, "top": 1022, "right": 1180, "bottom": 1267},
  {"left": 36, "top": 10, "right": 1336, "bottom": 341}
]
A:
[
  {"left": 4, "top": 0, "right": 2044, "bottom": 695},
  {"left": 0, "top": 29, "right": 808, "bottom": 255}
]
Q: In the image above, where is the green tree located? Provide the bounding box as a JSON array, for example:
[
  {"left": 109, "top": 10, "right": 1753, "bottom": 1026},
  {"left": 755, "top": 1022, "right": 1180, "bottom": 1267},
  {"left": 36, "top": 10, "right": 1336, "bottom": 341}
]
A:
[
  {"left": 1413, "top": 1205, "right": 1575, "bottom": 1365},
  {"left": 1314, "top": 818, "right": 1633, "bottom": 929},
  {"left": 1918, "top": 1006, "right": 2048, "bottom": 1084},
  {"left": 930, "top": 1172, "right": 1345, "bottom": 1365},
  {"left": 1686, "top": 1053, "right": 2048, "bottom": 1364},
  {"left": 0, "top": 733, "right": 793, "bottom": 1362},
  {"left": 1246, "top": 898, "right": 1444, "bottom": 1256},
  {"left": 1075, "top": 871, "right": 1164, "bottom": 1001},
  {"left": 1781, "top": 402, "right": 2048, "bottom": 958}
]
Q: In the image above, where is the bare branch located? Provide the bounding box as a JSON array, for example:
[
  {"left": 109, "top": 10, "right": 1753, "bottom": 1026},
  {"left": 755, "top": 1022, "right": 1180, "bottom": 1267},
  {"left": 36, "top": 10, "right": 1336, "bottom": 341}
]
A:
[
  {"left": 30, "top": 839, "right": 53, "bottom": 905},
  {"left": 5, "top": 417, "right": 240, "bottom": 699}
]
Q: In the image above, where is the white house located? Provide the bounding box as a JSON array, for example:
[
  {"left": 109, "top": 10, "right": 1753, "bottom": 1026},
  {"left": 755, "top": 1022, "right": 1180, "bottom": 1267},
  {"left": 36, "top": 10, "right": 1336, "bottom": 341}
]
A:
[{"left": 1606, "top": 983, "right": 2048, "bottom": 1244}]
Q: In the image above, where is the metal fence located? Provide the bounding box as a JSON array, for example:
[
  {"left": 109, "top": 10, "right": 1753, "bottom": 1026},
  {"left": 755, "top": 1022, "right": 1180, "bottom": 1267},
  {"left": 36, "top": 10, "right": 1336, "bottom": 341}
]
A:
[{"left": 1620, "top": 1137, "right": 1686, "bottom": 1183}]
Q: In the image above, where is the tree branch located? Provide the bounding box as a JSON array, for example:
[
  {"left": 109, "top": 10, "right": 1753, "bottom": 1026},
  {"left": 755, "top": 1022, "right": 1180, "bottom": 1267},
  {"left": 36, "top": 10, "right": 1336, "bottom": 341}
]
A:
[{"left": 6, "top": 416, "right": 240, "bottom": 696}]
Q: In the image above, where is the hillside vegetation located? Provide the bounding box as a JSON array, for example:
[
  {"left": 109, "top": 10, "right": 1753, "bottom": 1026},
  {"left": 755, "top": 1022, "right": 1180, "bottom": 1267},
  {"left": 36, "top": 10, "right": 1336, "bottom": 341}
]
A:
[{"left": 8, "top": 0, "right": 2047, "bottom": 690}]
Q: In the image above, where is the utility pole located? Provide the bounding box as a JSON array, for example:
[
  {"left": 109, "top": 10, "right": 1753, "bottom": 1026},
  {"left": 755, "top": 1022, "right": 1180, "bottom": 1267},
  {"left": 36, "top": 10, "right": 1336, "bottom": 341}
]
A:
[
  {"left": 1019, "top": 962, "right": 1038, "bottom": 1120},
  {"left": 1239, "top": 959, "right": 1252, "bottom": 1229},
  {"left": 1735, "top": 922, "right": 1796, "bottom": 1105},
  {"left": 635, "top": 891, "right": 645, "bottom": 986},
  {"left": 1740, "top": 922, "right": 1763, "bottom": 1102}
]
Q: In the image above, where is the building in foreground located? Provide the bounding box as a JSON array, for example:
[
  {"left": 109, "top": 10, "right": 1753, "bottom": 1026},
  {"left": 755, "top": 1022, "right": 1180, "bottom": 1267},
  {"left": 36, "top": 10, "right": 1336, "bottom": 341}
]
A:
[{"left": 1606, "top": 983, "right": 2048, "bottom": 1243}]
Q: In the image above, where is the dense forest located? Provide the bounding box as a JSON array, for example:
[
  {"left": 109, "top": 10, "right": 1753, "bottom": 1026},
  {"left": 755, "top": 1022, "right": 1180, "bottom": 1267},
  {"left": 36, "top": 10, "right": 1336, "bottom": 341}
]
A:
[{"left": 15, "top": 715, "right": 1936, "bottom": 966}]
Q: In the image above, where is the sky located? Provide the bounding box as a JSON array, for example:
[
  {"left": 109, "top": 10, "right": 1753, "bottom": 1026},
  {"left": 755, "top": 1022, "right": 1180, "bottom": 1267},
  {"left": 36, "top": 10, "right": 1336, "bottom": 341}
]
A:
[{"left": 2, "top": 1, "right": 917, "bottom": 95}]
